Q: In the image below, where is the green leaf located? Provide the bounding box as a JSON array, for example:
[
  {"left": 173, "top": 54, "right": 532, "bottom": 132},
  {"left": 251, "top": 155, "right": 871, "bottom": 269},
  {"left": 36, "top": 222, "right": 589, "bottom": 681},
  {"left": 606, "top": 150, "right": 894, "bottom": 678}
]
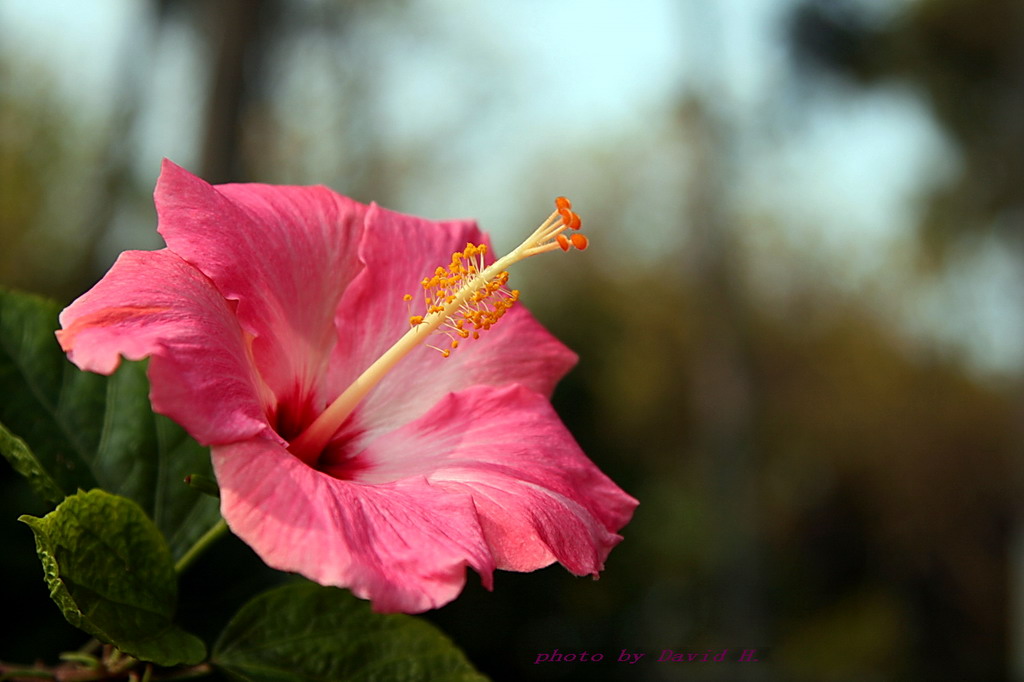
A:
[
  {"left": 0, "top": 289, "right": 101, "bottom": 499},
  {"left": 0, "top": 287, "right": 220, "bottom": 559},
  {"left": 213, "top": 582, "right": 489, "bottom": 682},
  {"left": 0, "top": 421, "right": 65, "bottom": 503},
  {"left": 89, "top": 359, "right": 221, "bottom": 559},
  {"left": 19, "top": 489, "right": 206, "bottom": 666}
]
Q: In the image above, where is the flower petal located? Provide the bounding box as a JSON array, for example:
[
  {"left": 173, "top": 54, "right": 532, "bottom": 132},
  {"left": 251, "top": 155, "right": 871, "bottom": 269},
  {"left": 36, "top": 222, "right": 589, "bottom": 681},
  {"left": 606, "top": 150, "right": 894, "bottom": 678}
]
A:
[
  {"left": 327, "top": 204, "right": 577, "bottom": 443},
  {"left": 213, "top": 437, "right": 497, "bottom": 613},
  {"left": 335, "top": 384, "right": 638, "bottom": 576},
  {"left": 154, "top": 160, "right": 366, "bottom": 425},
  {"left": 57, "top": 250, "right": 273, "bottom": 445}
]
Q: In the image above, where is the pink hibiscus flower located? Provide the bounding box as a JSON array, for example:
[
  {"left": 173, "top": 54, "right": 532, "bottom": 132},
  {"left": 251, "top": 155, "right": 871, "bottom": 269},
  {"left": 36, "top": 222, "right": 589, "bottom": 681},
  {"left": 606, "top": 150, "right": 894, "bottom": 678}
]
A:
[{"left": 56, "top": 160, "right": 637, "bottom": 613}]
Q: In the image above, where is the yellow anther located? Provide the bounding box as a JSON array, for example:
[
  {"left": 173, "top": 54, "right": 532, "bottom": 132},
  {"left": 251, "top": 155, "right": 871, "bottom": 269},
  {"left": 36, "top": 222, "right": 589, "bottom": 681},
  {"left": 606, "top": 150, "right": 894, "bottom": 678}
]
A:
[{"left": 402, "top": 240, "right": 527, "bottom": 357}]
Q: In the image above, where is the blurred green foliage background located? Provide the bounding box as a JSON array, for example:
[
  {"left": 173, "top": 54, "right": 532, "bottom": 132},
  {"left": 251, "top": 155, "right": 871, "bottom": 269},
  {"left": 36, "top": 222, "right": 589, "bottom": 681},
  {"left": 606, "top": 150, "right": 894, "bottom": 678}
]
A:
[{"left": 2, "top": 0, "right": 1024, "bottom": 680}]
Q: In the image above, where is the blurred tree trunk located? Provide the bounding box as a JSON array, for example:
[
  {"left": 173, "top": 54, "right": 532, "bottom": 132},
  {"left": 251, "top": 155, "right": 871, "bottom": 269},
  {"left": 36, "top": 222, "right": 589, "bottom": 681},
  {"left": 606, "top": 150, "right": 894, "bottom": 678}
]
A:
[
  {"left": 680, "top": 94, "right": 766, "bottom": 654},
  {"left": 199, "top": 0, "right": 274, "bottom": 183},
  {"left": 63, "top": 1, "right": 159, "bottom": 296}
]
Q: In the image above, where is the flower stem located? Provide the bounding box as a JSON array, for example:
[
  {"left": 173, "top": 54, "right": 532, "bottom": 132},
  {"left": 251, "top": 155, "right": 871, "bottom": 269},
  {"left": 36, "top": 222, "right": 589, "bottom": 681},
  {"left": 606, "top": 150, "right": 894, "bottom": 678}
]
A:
[
  {"left": 0, "top": 664, "right": 55, "bottom": 680},
  {"left": 174, "top": 519, "right": 229, "bottom": 574}
]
